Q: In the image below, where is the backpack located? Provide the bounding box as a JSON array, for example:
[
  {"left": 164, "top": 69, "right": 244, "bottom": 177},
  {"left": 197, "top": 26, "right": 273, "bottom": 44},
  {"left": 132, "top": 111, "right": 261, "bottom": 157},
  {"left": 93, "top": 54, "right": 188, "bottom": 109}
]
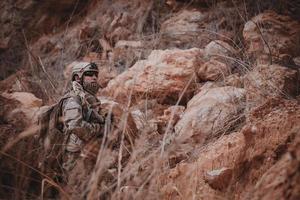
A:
[{"left": 37, "top": 92, "right": 81, "bottom": 176}]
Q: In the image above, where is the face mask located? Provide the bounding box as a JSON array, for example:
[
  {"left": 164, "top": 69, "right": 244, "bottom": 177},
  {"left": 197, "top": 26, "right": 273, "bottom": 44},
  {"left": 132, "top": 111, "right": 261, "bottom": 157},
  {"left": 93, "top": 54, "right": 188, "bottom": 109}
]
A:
[{"left": 83, "top": 82, "right": 100, "bottom": 95}]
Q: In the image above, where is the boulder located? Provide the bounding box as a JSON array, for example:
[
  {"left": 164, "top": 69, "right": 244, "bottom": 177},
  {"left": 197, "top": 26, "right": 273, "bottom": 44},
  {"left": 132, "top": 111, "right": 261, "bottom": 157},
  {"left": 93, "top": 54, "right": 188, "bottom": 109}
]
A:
[
  {"left": 204, "top": 167, "right": 233, "bottom": 191},
  {"left": 197, "top": 59, "right": 231, "bottom": 81},
  {"left": 111, "top": 40, "right": 146, "bottom": 73},
  {"left": 159, "top": 106, "right": 185, "bottom": 124},
  {"left": 159, "top": 10, "right": 209, "bottom": 48},
  {"left": 161, "top": 99, "right": 300, "bottom": 199},
  {"left": 130, "top": 109, "right": 147, "bottom": 131},
  {"left": 6, "top": 92, "right": 43, "bottom": 108},
  {"left": 243, "top": 11, "right": 300, "bottom": 63},
  {"left": 204, "top": 40, "right": 236, "bottom": 59},
  {"left": 224, "top": 73, "right": 244, "bottom": 88},
  {"left": 197, "top": 40, "right": 237, "bottom": 81},
  {"left": 175, "top": 86, "right": 245, "bottom": 145},
  {"left": 161, "top": 131, "right": 245, "bottom": 199},
  {"left": 130, "top": 109, "right": 158, "bottom": 134},
  {"left": 98, "top": 97, "right": 138, "bottom": 140},
  {"left": 103, "top": 48, "right": 203, "bottom": 104},
  {"left": 157, "top": 105, "right": 185, "bottom": 134},
  {"left": 250, "top": 133, "right": 300, "bottom": 200},
  {"left": 1, "top": 92, "right": 43, "bottom": 124},
  {"left": 244, "top": 64, "right": 298, "bottom": 111},
  {"left": 110, "top": 45, "right": 141, "bottom": 73}
]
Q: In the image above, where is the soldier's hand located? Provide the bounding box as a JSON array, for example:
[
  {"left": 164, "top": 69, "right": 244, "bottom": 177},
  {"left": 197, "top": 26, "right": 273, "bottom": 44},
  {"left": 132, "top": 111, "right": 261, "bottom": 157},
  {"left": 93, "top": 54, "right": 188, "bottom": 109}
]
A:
[{"left": 90, "top": 109, "right": 105, "bottom": 124}]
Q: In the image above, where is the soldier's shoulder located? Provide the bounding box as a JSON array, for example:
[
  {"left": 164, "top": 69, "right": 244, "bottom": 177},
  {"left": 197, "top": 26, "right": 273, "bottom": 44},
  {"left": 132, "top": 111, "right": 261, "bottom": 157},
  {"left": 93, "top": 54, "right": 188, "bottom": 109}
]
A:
[{"left": 62, "top": 92, "right": 82, "bottom": 109}]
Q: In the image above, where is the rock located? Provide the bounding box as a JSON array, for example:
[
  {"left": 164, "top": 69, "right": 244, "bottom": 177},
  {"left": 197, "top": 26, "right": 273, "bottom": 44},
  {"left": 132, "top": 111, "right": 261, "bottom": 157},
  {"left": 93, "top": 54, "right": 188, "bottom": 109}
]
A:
[
  {"left": 204, "top": 167, "right": 233, "bottom": 190},
  {"left": 115, "top": 40, "right": 143, "bottom": 48},
  {"left": 204, "top": 40, "right": 236, "bottom": 59},
  {"left": 130, "top": 109, "right": 147, "bottom": 130},
  {"left": 197, "top": 40, "right": 236, "bottom": 82},
  {"left": 244, "top": 64, "right": 298, "bottom": 111},
  {"left": 157, "top": 105, "right": 185, "bottom": 134},
  {"left": 130, "top": 109, "right": 158, "bottom": 134},
  {"left": 160, "top": 131, "right": 245, "bottom": 199},
  {"left": 108, "top": 27, "right": 132, "bottom": 44},
  {"left": 2, "top": 92, "right": 43, "bottom": 108},
  {"left": 110, "top": 45, "right": 141, "bottom": 73},
  {"left": 243, "top": 11, "right": 300, "bottom": 63},
  {"left": 161, "top": 99, "right": 300, "bottom": 199},
  {"left": 83, "top": 52, "right": 101, "bottom": 62},
  {"left": 160, "top": 106, "right": 185, "bottom": 123},
  {"left": 224, "top": 73, "right": 244, "bottom": 88},
  {"left": 1, "top": 92, "right": 43, "bottom": 124},
  {"left": 159, "top": 9, "right": 208, "bottom": 48},
  {"left": 111, "top": 40, "right": 145, "bottom": 73},
  {"left": 250, "top": 133, "right": 300, "bottom": 200},
  {"left": 98, "top": 97, "right": 138, "bottom": 141},
  {"left": 103, "top": 48, "right": 203, "bottom": 104},
  {"left": 175, "top": 86, "right": 245, "bottom": 145},
  {"left": 197, "top": 59, "right": 231, "bottom": 81},
  {"left": 78, "top": 21, "right": 99, "bottom": 40},
  {"left": 99, "top": 38, "right": 113, "bottom": 60}
]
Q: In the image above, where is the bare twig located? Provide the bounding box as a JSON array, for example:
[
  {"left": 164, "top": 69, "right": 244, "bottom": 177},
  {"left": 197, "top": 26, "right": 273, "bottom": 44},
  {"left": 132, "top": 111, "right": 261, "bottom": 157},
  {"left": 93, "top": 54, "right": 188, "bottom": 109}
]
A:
[{"left": 38, "top": 56, "right": 57, "bottom": 91}]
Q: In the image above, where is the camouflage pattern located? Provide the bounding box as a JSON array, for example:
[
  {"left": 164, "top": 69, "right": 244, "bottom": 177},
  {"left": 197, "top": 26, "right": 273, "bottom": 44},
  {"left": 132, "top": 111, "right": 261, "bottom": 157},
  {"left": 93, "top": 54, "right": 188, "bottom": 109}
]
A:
[
  {"left": 62, "top": 81, "right": 102, "bottom": 171},
  {"left": 71, "top": 62, "right": 98, "bottom": 81}
]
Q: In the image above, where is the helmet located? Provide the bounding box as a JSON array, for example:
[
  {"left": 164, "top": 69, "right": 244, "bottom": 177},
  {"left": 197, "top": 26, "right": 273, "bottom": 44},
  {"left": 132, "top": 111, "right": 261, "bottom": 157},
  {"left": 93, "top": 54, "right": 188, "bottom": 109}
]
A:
[{"left": 71, "top": 62, "right": 98, "bottom": 81}]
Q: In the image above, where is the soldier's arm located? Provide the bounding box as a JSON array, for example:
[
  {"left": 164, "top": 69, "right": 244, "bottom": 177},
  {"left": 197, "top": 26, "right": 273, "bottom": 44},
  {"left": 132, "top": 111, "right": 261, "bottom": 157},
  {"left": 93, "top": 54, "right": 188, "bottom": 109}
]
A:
[{"left": 62, "top": 97, "right": 101, "bottom": 141}]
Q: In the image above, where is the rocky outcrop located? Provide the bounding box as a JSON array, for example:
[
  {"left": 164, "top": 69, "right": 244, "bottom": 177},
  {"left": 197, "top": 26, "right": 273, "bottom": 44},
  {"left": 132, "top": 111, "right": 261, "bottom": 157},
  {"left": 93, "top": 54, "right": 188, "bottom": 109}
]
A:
[
  {"left": 156, "top": 105, "right": 185, "bottom": 134},
  {"left": 244, "top": 64, "right": 298, "bottom": 112},
  {"left": 1, "top": 92, "right": 43, "bottom": 124},
  {"left": 204, "top": 40, "right": 237, "bottom": 59},
  {"left": 160, "top": 10, "right": 208, "bottom": 48},
  {"left": 196, "top": 40, "right": 237, "bottom": 81},
  {"left": 243, "top": 10, "right": 300, "bottom": 64},
  {"left": 103, "top": 48, "right": 203, "bottom": 104},
  {"left": 1, "top": 1, "right": 300, "bottom": 199},
  {"left": 197, "top": 59, "right": 231, "bottom": 81},
  {"left": 161, "top": 98, "right": 300, "bottom": 199},
  {"left": 250, "top": 133, "right": 300, "bottom": 200},
  {"left": 99, "top": 97, "right": 138, "bottom": 142},
  {"left": 0, "top": 0, "right": 91, "bottom": 80},
  {"left": 204, "top": 167, "right": 233, "bottom": 191},
  {"left": 175, "top": 86, "right": 245, "bottom": 146}
]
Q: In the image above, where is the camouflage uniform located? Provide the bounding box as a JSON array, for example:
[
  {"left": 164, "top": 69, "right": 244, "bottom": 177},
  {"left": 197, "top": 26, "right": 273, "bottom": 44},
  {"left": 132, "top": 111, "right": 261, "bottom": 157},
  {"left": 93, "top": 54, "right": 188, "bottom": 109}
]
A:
[{"left": 62, "top": 81, "right": 103, "bottom": 174}]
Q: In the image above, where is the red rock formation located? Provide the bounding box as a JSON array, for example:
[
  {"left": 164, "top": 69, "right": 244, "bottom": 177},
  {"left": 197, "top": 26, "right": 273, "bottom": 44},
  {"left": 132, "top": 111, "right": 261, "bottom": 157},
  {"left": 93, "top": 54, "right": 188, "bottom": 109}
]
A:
[{"left": 1, "top": 1, "right": 300, "bottom": 199}]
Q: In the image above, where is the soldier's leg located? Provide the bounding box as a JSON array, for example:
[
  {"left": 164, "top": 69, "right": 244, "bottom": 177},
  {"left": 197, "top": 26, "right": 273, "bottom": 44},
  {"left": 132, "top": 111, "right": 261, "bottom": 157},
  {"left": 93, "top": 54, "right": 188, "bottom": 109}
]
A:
[{"left": 62, "top": 151, "right": 80, "bottom": 181}]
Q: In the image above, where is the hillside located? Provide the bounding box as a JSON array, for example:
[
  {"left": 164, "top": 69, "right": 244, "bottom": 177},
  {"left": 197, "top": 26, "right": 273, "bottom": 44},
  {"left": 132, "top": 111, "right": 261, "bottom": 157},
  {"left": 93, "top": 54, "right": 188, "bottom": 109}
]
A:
[{"left": 0, "top": 0, "right": 300, "bottom": 199}]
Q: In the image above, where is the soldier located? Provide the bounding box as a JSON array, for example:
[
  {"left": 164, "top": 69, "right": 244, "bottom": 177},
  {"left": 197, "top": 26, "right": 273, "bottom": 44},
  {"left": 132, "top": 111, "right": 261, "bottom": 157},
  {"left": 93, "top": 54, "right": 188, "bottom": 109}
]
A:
[{"left": 61, "top": 61, "right": 104, "bottom": 177}]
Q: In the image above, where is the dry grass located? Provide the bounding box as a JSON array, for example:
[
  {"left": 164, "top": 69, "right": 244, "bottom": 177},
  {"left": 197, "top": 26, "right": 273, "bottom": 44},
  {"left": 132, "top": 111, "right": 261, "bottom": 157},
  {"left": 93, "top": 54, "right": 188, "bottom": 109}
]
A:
[{"left": 1, "top": 0, "right": 298, "bottom": 199}]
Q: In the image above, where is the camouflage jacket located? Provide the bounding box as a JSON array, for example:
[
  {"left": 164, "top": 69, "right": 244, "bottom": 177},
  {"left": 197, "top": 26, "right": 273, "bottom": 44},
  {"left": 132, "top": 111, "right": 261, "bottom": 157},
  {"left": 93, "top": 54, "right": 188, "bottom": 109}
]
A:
[{"left": 62, "top": 81, "right": 103, "bottom": 152}]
